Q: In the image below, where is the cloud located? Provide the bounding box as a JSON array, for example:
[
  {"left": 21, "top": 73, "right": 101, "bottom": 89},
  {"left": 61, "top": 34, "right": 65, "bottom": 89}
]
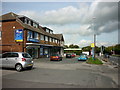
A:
[
  {"left": 18, "top": 1, "right": 118, "bottom": 47},
  {"left": 79, "top": 39, "right": 92, "bottom": 47},
  {"left": 78, "top": 39, "right": 114, "bottom": 47},
  {"left": 18, "top": 1, "right": 118, "bottom": 36}
]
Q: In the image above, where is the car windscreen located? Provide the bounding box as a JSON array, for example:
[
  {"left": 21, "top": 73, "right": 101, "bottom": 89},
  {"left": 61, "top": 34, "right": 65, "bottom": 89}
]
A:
[{"left": 22, "top": 53, "right": 31, "bottom": 58}]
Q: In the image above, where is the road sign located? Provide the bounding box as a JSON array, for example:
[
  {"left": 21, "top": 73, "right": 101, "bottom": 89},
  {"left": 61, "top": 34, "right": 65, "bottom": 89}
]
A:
[{"left": 91, "top": 43, "right": 95, "bottom": 47}]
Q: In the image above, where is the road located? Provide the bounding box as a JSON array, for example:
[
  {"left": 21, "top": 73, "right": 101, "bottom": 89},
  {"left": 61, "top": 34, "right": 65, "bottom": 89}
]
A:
[
  {"left": 1, "top": 57, "right": 118, "bottom": 88},
  {"left": 109, "top": 56, "right": 120, "bottom": 66}
]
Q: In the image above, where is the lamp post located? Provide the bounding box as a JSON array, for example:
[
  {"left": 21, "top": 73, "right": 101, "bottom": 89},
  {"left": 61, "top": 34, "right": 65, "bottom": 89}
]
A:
[{"left": 93, "top": 17, "right": 96, "bottom": 60}]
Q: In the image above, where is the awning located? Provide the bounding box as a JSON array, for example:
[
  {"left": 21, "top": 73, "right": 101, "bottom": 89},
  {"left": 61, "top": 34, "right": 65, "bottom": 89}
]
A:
[{"left": 26, "top": 43, "right": 53, "bottom": 47}]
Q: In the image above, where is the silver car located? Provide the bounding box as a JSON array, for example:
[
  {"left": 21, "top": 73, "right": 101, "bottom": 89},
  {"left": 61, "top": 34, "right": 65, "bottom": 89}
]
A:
[{"left": 0, "top": 52, "right": 34, "bottom": 72}]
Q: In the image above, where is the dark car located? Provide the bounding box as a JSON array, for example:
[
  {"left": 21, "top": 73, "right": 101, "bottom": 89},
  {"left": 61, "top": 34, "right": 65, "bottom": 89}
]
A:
[
  {"left": 50, "top": 54, "right": 62, "bottom": 61},
  {"left": 66, "top": 53, "right": 72, "bottom": 58}
]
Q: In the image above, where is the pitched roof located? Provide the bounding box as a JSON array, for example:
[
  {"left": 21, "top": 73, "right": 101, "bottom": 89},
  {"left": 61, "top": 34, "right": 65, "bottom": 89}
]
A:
[
  {"left": 0, "top": 12, "right": 18, "bottom": 21},
  {"left": 54, "top": 34, "right": 64, "bottom": 41},
  {"left": 1, "top": 12, "right": 64, "bottom": 40}
]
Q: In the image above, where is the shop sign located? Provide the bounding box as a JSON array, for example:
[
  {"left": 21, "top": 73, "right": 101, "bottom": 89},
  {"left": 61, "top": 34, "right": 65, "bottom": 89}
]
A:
[
  {"left": 27, "top": 38, "right": 39, "bottom": 42},
  {"left": 15, "top": 29, "right": 23, "bottom": 42}
]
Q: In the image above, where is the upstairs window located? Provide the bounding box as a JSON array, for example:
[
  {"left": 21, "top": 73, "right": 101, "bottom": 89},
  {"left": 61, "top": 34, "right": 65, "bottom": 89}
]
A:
[
  {"left": 27, "top": 31, "right": 33, "bottom": 39},
  {"left": 45, "top": 36, "right": 48, "bottom": 41},
  {"left": 27, "top": 31, "right": 39, "bottom": 39},
  {"left": 33, "top": 23, "right": 38, "bottom": 28},
  {"left": 55, "top": 39, "right": 57, "bottom": 43},
  {"left": 28, "top": 20, "right": 31, "bottom": 26},
  {"left": 40, "top": 34, "right": 44, "bottom": 40},
  {"left": 46, "top": 29, "right": 49, "bottom": 33},
  {"left": 24, "top": 18, "right": 27, "bottom": 24},
  {"left": 53, "top": 38, "right": 55, "bottom": 43},
  {"left": 34, "top": 32, "right": 39, "bottom": 39},
  {"left": 49, "top": 37, "right": 52, "bottom": 42},
  {"left": 50, "top": 31, "right": 53, "bottom": 34}
]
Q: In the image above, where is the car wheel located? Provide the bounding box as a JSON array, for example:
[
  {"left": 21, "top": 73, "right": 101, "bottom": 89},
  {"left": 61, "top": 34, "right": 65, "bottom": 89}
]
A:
[{"left": 15, "top": 64, "right": 23, "bottom": 72}]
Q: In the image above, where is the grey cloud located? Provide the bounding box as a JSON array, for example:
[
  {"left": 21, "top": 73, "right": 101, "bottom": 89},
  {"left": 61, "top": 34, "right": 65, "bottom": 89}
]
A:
[{"left": 18, "top": 1, "right": 118, "bottom": 36}]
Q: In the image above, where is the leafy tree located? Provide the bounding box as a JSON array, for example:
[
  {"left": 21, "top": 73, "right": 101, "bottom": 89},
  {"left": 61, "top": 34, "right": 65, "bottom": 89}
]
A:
[
  {"left": 114, "top": 44, "right": 120, "bottom": 55},
  {"left": 95, "top": 46, "right": 100, "bottom": 53},
  {"left": 82, "top": 46, "right": 91, "bottom": 51},
  {"left": 104, "top": 44, "right": 120, "bottom": 55},
  {"left": 64, "top": 45, "right": 69, "bottom": 48},
  {"left": 69, "top": 44, "right": 79, "bottom": 48}
]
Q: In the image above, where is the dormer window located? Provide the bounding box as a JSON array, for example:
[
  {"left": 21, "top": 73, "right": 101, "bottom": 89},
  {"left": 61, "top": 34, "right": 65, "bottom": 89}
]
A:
[
  {"left": 46, "top": 29, "right": 49, "bottom": 33},
  {"left": 33, "top": 23, "right": 38, "bottom": 28},
  {"left": 28, "top": 20, "right": 31, "bottom": 26},
  {"left": 24, "top": 18, "right": 27, "bottom": 24},
  {"left": 50, "top": 31, "right": 53, "bottom": 34}
]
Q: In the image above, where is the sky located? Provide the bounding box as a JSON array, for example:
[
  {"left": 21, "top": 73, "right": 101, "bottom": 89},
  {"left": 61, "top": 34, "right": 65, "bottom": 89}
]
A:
[{"left": 2, "top": 0, "right": 119, "bottom": 47}]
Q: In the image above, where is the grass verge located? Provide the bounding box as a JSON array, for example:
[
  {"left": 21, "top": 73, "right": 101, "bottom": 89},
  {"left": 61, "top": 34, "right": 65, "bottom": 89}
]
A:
[{"left": 86, "top": 57, "right": 103, "bottom": 65}]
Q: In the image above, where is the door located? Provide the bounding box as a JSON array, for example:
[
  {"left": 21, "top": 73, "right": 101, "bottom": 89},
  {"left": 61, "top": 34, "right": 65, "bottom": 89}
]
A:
[
  {"left": 7, "top": 53, "right": 19, "bottom": 68},
  {"left": 2, "top": 53, "right": 10, "bottom": 67},
  {"left": 2, "top": 53, "right": 18, "bottom": 68}
]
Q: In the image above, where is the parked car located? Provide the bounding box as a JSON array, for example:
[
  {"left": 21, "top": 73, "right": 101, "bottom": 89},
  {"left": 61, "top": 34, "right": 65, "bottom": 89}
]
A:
[
  {"left": 1, "top": 52, "right": 34, "bottom": 72},
  {"left": 66, "top": 53, "right": 72, "bottom": 58},
  {"left": 78, "top": 55, "right": 88, "bottom": 61},
  {"left": 50, "top": 54, "right": 62, "bottom": 61},
  {"left": 71, "top": 53, "right": 76, "bottom": 57}
]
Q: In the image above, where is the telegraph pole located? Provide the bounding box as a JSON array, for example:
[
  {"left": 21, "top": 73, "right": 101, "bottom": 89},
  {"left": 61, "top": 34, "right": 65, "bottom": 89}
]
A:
[{"left": 93, "top": 17, "right": 96, "bottom": 60}]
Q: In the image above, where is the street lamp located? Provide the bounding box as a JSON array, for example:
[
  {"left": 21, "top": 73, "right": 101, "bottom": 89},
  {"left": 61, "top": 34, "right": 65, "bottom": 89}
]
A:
[{"left": 93, "top": 17, "right": 96, "bottom": 60}]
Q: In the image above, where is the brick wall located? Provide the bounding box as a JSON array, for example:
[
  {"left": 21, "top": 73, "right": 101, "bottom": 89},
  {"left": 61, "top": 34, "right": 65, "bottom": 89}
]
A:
[{"left": 2, "top": 20, "right": 25, "bottom": 53}]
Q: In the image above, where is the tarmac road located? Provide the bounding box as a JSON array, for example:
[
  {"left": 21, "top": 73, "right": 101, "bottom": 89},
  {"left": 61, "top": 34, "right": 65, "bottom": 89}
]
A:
[{"left": 1, "top": 57, "right": 119, "bottom": 88}]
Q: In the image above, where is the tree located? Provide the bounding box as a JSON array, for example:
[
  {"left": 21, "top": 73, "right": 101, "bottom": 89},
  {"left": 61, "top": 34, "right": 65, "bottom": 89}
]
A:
[
  {"left": 114, "top": 44, "right": 120, "bottom": 55},
  {"left": 64, "top": 45, "right": 69, "bottom": 48},
  {"left": 69, "top": 44, "right": 79, "bottom": 48},
  {"left": 82, "top": 46, "right": 91, "bottom": 51},
  {"left": 95, "top": 46, "right": 100, "bottom": 53}
]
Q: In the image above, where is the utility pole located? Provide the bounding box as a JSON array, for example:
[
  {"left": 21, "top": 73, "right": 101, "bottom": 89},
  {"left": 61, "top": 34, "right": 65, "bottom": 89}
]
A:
[{"left": 93, "top": 17, "right": 96, "bottom": 60}]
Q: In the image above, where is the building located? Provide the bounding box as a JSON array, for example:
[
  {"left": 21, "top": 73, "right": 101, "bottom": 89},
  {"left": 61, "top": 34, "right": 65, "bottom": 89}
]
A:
[
  {"left": 0, "top": 12, "right": 64, "bottom": 58},
  {"left": 64, "top": 48, "right": 82, "bottom": 55}
]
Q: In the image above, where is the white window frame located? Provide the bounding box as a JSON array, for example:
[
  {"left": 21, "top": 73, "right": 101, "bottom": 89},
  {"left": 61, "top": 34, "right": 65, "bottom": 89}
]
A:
[
  {"left": 24, "top": 18, "right": 27, "bottom": 24},
  {"left": 34, "top": 32, "right": 39, "bottom": 39},
  {"left": 45, "top": 36, "right": 48, "bottom": 41},
  {"left": 40, "top": 34, "right": 44, "bottom": 40}
]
